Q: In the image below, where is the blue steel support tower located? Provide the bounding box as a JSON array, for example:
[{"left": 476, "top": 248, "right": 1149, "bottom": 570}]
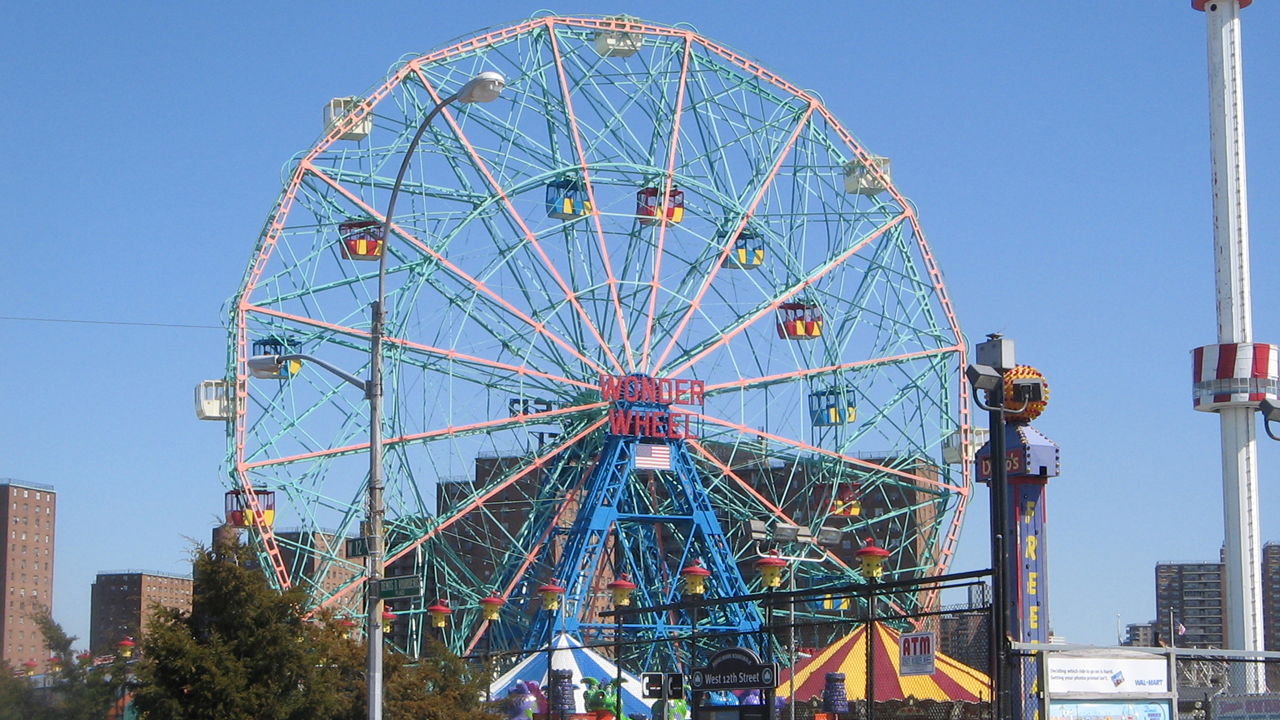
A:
[{"left": 527, "top": 375, "right": 763, "bottom": 669}]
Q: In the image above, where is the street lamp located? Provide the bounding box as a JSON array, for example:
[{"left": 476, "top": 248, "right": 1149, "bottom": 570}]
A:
[
  {"left": 116, "top": 638, "right": 135, "bottom": 660},
  {"left": 681, "top": 560, "right": 712, "bottom": 670},
  {"left": 366, "top": 69, "right": 503, "bottom": 720},
  {"left": 853, "top": 538, "right": 889, "bottom": 580},
  {"left": 755, "top": 550, "right": 787, "bottom": 590},
  {"left": 480, "top": 594, "right": 506, "bottom": 702},
  {"left": 965, "top": 332, "right": 1033, "bottom": 720},
  {"left": 538, "top": 580, "right": 566, "bottom": 718},
  {"left": 607, "top": 574, "right": 637, "bottom": 717},
  {"left": 755, "top": 549, "right": 787, "bottom": 716},
  {"left": 1259, "top": 399, "right": 1280, "bottom": 441},
  {"left": 427, "top": 599, "right": 452, "bottom": 642},
  {"left": 854, "top": 538, "right": 887, "bottom": 720},
  {"left": 750, "top": 522, "right": 844, "bottom": 720},
  {"left": 245, "top": 70, "right": 504, "bottom": 720}
]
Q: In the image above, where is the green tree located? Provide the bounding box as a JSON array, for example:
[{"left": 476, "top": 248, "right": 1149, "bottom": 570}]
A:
[
  {"left": 131, "top": 540, "right": 499, "bottom": 720},
  {"left": 0, "top": 664, "right": 44, "bottom": 720},
  {"left": 131, "top": 541, "right": 361, "bottom": 720},
  {"left": 32, "top": 610, "right": 130, "bottom": 720},
  {"left": 382, "top": 640, "right": 496, "bottom": 720}
]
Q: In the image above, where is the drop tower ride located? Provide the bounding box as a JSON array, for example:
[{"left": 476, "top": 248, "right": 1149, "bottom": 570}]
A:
[{"left": 1189, "top": 0, "right": 1276, "bottom": 690}]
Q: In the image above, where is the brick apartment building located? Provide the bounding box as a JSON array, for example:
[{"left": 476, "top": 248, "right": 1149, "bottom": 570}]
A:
[
  {"left": 1, "top": 479, "right": 56, "bottom": 672},
  {"left": 1156, "top": 562, "right": 1226, "bottom": 648},
  {"left": 89, "top": 571, "right": 193, "bottom": 652}
]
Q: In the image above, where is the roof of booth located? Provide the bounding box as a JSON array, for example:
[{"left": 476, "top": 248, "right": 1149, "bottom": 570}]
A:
[{"left": 777, "top": 623, "right": 990, "bottom": 703}]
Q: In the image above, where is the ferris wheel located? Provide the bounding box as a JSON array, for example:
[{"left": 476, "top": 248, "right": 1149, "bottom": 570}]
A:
[{"left": 207, "top": 14, "right": 970, "bottom": 661}]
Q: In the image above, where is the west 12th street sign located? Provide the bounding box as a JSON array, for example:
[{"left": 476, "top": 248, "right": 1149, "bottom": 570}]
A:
[{"left": 690, "top": 647, "right": 777, "bottom": 691}]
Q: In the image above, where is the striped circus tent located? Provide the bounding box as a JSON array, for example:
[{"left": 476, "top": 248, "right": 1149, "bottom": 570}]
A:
[
  {"left": 777, "top": 623, "right": 990, "bottom": 703},
  {"left": 490, "top": 633, "right": 654, "bottom": 717}
]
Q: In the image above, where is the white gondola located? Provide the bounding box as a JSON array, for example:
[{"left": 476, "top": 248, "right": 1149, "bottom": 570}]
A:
[
  {"left": 843, "top": 155, "right": 891, "bottom": 196},
  {"left": 593, "top": 17, "right": 643, "bottom": 57},
  {"left": 324, "top": 97, "right": 371, "bottom": 141},
  {"left": 195, "top": 380, "right": 232, "bottom": 421},
  {"left": 942, "top": 427, "right": 990, "bottom": 465}
]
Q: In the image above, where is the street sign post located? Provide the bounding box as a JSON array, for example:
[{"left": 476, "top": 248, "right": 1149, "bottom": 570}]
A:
[
  {"left": 346, "top": 536, "right": 370, "bottom": 558},
  {"left": 377, "top": 575, "right": 423, "bottom": 600},
  {"left": 690, "top": 647, "right": 777, "bottom": 691}
]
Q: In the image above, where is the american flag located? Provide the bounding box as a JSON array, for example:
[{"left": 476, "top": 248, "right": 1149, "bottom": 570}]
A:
[{"left": 634, "top": 444, "right": 672, "bottom": 470}]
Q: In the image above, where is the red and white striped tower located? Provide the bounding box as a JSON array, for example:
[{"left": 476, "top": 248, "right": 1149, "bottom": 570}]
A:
[{"left": 1190, "top": 0, "right": 1275, "bottom": 687}]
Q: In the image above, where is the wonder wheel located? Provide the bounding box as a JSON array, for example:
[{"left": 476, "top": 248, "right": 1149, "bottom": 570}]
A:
[{"left": 215, "top": 14, "right": 969, "bottom": 663}]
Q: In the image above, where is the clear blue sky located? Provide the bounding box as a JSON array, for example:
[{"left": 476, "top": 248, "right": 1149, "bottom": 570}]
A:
[{"left": 1, "top": 1, "right": 1278, "bottom": 648}]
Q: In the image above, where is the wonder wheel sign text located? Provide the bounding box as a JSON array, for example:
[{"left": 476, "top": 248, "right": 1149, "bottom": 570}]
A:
[{"left": 601, "top": 374, "right": 703, "bottom": 440}]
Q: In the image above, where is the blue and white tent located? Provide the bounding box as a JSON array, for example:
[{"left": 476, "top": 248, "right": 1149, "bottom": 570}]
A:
[{"left": 491, "top": 633, "right": 654, "bottom": 718}]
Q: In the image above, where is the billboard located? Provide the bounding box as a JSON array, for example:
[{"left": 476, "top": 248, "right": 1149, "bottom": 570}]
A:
[
  {"left": 1213, "top": 694, "right": 1280, "bottom": 720},
  {"left": 1048, "top": 700, "right": 1171, "bottom": 720},
  {"left": 1045, "top": 656, "right": 1168, "bottom": 695}
]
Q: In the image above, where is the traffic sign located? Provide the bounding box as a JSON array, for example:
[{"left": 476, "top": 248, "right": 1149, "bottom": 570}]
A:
[
  {"left": 643, "top": 673, "right": 686, "bottom": 700},
  {"left": 643, "top": 673, "right": 665, "bottom": 699},
  {"left": 666, "top": 673, "right": 684, "bottom": 698},
  {"left": 377, "top": 575, "right": 422, "bottom": 600},
  {"left": 645, "top": 671, "right": 686, "bottom": 696}
]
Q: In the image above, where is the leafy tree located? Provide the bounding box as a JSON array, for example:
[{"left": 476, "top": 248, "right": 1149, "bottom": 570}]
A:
[
  {"left": 131, "top": 539, "right": 499, "bottom": 720},
  {"left": 131, "top": 541, "right": 361, "bottom": 720},
  {"left": 382, "top": 639, "right": 496, "bottom": 720},
  {"left": 31, "top": 610, "right": 130, "bottom": 720},
  {"left": 0, "top": 663, "right": 44, "bottom": 720}
]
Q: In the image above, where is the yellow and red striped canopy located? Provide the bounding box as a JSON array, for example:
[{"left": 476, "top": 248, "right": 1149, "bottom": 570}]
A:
[{"left": 777, "top": 623, "right": 990, "bottom": 703}]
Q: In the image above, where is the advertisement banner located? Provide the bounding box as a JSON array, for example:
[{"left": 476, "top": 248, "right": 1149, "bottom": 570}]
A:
[
  {"left": 1045, "top": 657, "right": 1168, "bottom": 695},
  {"left": 1212, "top": 693, "right": 1280, "bottom": 720},
  {"left": 1048, "top": 700, "right": 1171, "bottom": 720},
  {"left": 899, "top": 632, "right": 936, "bottom": 676}
]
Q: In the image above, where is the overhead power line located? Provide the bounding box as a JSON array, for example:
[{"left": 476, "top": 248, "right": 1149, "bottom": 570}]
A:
[{"left": 0, "top": 315, "right": 222, "bottom": 330}]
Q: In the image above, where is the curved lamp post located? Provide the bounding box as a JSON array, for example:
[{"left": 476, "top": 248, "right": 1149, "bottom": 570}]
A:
[
  {"left": 246, "top": 71, "right": 505, "bottom": 720},
  {"left": 1259, "top": 399, "right": 1280, "bottom": 441}
]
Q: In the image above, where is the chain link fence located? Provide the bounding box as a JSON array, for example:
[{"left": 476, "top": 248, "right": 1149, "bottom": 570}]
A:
[
  {"left": 1011, "top": 643, "right": 1280, "bottom": 720},
  {"left": 764, "top": 591, "right": 994, "bottom": 720}
]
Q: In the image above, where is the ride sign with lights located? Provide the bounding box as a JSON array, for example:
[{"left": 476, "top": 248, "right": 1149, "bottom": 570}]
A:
[{"left": 601, "top": 374, "right": 703, "bottom": 440}]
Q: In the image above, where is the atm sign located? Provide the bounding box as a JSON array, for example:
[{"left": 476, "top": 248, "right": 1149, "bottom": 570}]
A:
[{"left": 899, "top": 632, "right": 936, "bottom": 677}]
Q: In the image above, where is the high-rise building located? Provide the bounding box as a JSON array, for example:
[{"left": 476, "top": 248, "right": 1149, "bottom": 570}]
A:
[
  {"left": 0, "top": 480, "right": 57, "bottom": 671},
  {"left": 89, "top": 571, "right": 192, "bottom": 652},
  {"left": 929, "top": 582, "right": 990, "bottom": 673},
  {"left": 1124, "top": 621, "right": 1156, "bottom": 647},
  {"left": 1156, "top": 562, "right": 1226, "bottom": 648},
  {"left": 274, "top": 530, "right": 360, "bottom": 611},
  {"left": 1262, "top": 543, "right": 1280, "bottom": 651}
]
